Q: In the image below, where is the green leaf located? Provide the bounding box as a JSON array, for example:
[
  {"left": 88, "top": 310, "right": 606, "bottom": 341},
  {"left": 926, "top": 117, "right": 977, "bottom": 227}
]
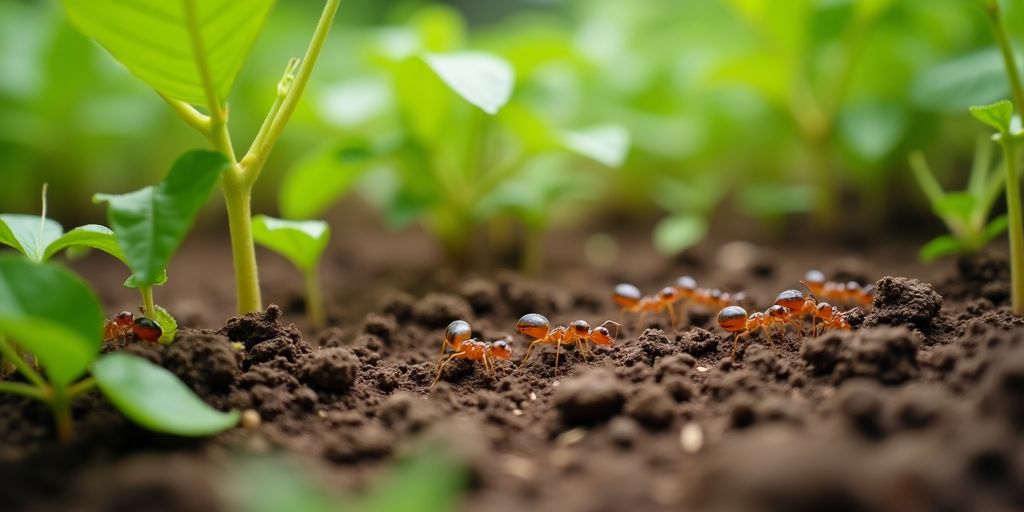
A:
[
  {"left": 61, "top": 0, "right": 275, "bottom": 107},
  {"left": 908, "top": 151, "right": 947, "bottom": 208},
  {"left": 279, "top": 140, "right": 378, "bottom": 220},
  {"left": 153, "top": 305, "right": 178, "bottom": 345},
  {"left": 560, "top": 124, "right": 631, "bottom": 168},
  {"left": 0, "top": 257, "right": 103, "bottom": 387},
  {"left": 42, "top": 224, "right": 126, "bottom": 263},
  {"left": 252, "top": 216, "right": 329, "bottom": 272},
  {"left": 838, "top": 102, "right": 906, "bottom": 162},
  {"left": 355, "top": 449, "right": 467, "bottom": 512},
  {"left": 124, "top": 270, "right": 168, "bottom": 289},
  {"left": 970, "top": 100, "right": 1014, "bottom": 134},
  {"left": 0, "top": 214, "right": 63, "bottom": 262},
  {"left": 913, "top": 49, "right": 1015, "bottom": 113},
  {"left": 93, "top": 353, "right": 239, "bottom": 436},
  {"left": 982, "top": 214, "right": 1010, "bottom": 243},
  {"left": 653, "top": 215, "right": 707, "bottom": 256},
  {"left": 934, "top": 192, "right": 976, "bottom": 221},
  {"left": 423, "top": 52, "right": 515, "bottom": 115},
  {"left": 95, "top": 150, "right": 228, "bottom": 286},
  {"left": 919, "top": 235, "right": 966, "bottom": 263}
]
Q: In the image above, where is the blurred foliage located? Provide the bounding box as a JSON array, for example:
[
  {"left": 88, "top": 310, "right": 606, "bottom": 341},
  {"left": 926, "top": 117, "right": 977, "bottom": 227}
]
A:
[{"left": 0, "top": 0, "right": 1014, "bottom": 257}]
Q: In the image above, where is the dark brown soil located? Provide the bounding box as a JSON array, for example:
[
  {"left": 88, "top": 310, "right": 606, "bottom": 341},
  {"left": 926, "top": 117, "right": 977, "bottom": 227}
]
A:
[{"left": 1, "top": 226, "right": 1023, "bottom": 512}]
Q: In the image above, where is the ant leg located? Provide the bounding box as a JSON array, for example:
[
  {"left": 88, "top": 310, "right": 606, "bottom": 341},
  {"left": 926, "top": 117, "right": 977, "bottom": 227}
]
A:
[
  {"left": 665, "top": 304, "right": 678, "bottom": 329},
  {"left": 760, "top": 326, "right": 776, "bottom": 349},
  {"left": 635, "top": 311, "right": 648, "bottom": 331},
  {"left": 436, "top": 340, "right": 450, "bottom": 368},
  {"left": 484, "top": 355, "right": 495, "bottom": 376},
  {"left": 731, "top": 333, "right": 740, "bottom": 362},
  {"left": 432, "top": 352, "right": 463, "bottom": 387},
  {"left": 522, "top": 338, "right": 545, "bottom": 366},
  {"left": 554, "top": 340, "right": 562, "bottom": 376}
]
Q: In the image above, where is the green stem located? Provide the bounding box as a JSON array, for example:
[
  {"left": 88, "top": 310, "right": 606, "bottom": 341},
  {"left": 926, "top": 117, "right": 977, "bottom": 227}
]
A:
[
  {"left": 222, "top": 176, "right": 262, "bottom": 314},
  {"left": 66, "top": 377, "right": 96, "bottom": 398},
  {"left": 158, "top": 93, "right": 210, "bottom": 133},
  {"left": 304, "top": 265, "right": 325, "bottom": 329},
  {"left": 988, "top": 2, "right": 1024, "bottom": 110},
  {"left": 1001, "top": 138, "right": 1024, "bottom": 314},
  {"left": 0, "top": 336, "right": 46, "bottom": 389},
  {"left": 50, "top": 387, "right": 74, "bottom": 444},
  {"left": 0, "top": 381, "right": 46, "bottom": 401},
  {"left": 240, "top": 0, "right": 341, "bottom": 185},
  {"left": 139, "top": 286, "right": 155, "bottom": 319}
]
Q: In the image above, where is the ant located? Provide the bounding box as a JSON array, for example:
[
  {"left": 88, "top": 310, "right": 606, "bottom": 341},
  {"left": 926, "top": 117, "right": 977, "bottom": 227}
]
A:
[
  {"left": 776, "top": 287, "right": 856, "bottom": 336},
  {"left": 517, "top": 313, "right": 618, "bottom": 375},
  {"left": 613, "top": 284, "right": 681, "bottom": 327},
  {"left": 103, "top": 310, "right": 162, "bottom": 347},
  {"left": 716, "top": 305, "right": 796, "bottom": 362},
  {"left": 432, "top": 320, "right": 512, "bottom": 387},
  {"left": 803, "top": 270, "right": 874, "bottom": 307}
]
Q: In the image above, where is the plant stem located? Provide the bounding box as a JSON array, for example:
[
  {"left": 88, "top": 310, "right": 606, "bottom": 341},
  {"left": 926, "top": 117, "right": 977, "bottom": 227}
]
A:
[
  {"left": 304, "top": 265, "right": 325, "bottom": 329},
  {"left": 1000, "top": 137, "right": 1024, "bottom": 314},
  {"left": 0, "top": 381, "right": 46, "bottom": 401},
  {"left": 0, "top": 336, "right": 46, "bottom": 389},
  {"left": 139, "top": 286, "right": 155, "bottom": 319},
  {"left": 988, "top": 2, "right": 1024, "bottom": 110},
  {"left": 50, "top": 387, "right": 74, "bottom": 444},
  {"left": 240, "top": 0, "right": 341, "bottom": 185},
  {"left": 221, "top": 176, "right": 262, "bottom": 314},
  {"left": 66, "top": 377, "right": 96, "bottom": 398}
]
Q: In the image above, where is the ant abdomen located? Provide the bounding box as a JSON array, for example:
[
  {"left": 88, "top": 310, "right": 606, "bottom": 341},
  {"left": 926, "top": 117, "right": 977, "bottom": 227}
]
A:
[
  {"left": 445, "top": 320, "right": 472, "bottom": 346},
  {"left": 517, "top": 313, "right": 551, "bottom": 340},
  {"left": 717, "top": 306, "right": 748, "bottom": 332}
]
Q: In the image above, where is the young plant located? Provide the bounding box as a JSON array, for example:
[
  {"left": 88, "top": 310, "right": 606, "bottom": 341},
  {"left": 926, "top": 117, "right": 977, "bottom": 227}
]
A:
[
  {"left": 909, "top": 137, "right": 1008, "bottom": 262},
  {"left": 281, "top": 7, "right": 629, "bottom": 270},
  {"left": 95, "top": 150, "right": 226, "bottom": 320},
  {"left": 62, "top": 0, "right": 342, "bottom": 314},
  {"left": 0, "top": 256, "right": 239, "bottom": 442},
  {"left": 252, "top": 216, "right": 330, "bottom": 329}
]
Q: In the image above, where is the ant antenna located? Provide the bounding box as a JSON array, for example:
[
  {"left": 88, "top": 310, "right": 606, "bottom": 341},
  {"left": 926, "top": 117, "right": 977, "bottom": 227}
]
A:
[
  {"left": 799, "top": 280, "right": 819, "bottom": 303},
  {"left": 599, "top": 320, "right": 622, "bottom": 338}
]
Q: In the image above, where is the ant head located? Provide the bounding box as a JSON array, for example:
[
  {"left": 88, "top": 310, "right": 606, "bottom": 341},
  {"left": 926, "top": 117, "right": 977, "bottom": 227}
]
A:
[
  {"left": 767, "top": 305, "right": 790, "bottom": 318},
  {"left": 131, "top": 317, "right": 162, "bottom": 342},
  {"left": 815, "top": 302, "right": 836, "bottom": 319},
  {"left": 516, "top": 313, "right": 550, "bottom": 339},
  {"left": 774, "top": 289, "right": 805, "bottom": 310},
  {"left": 114, "top": 311, "right": 134, "bottom": 325},
  {"left": 489, "top": 339, "right": 512, "bottom": 359},
  {"left": 445, "top": 320, "right": 472, "bottom": 345},
  {"left": 675, "top": 276, "right": 697, "bottom": 292},
  {"left": 613, "top": 283, "right": 642, "bottom": 307},
  {"left": 570, "top": 320, "right": 590, "bottom": 335},
  {"left": 805, "top": 270, "right": 826, "bottom": 285},
  {"left": 598, "top": 320, "right": 621, "bottom": 338},
  {"left": 717, "top": 306, "right": 748, "bottom": 332},
  {"left": 659, "top": 286, "right": 679, "bottom": 301},
  {"left": 591, "top": 326, "right": 614, "bottom": 346}
]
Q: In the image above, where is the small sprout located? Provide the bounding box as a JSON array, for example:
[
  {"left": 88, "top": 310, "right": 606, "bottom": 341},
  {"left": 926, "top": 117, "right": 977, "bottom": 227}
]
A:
[{"left": 252, "top": 215, "right": 331, "bottom": 329}]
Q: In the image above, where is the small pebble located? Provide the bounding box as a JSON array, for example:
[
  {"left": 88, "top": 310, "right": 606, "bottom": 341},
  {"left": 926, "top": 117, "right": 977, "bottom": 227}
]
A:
[
  {"left": 513, "top": 409, "right": 524, "bottom": 416},
  {"left": 501, "top": 455, "right": 537, "bottom": 480},
  {"left": 317, "top": 410, "right": 328, "bottom": 418},
  {"left": 529, "top": 392, "right": 538, "bottom": 401},
  {"left": 680, "top": 422, "right": 704, "bottom": 454},
  {"left": 696, "top": 366, "right": 709, "bottom": 373},
  {"left": 240, "top": 409, "right": 261, "bottom": 430},
  {"left": 556, "top": 427, "right": 587, "bottom": 447}
]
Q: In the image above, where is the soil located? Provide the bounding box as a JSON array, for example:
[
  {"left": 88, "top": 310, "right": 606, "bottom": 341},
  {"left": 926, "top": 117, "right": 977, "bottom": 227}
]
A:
[{"left": 1, "top": 218, "right": 1023, "bottom": 512}]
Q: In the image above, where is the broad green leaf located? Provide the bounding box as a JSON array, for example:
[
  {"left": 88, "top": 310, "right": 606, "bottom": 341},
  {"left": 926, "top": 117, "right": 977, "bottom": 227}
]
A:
[
  {"left": 93, "top": 353, "right": 240, "bottom": 436},
  {"left": 919, "top": 235, "right": 966, "bottom": 263},
  {"left": 62, "top": 0, "right": 275, "bottom": 107},
  {"left": 252, "top": 216, "right": 330, "bottom": 272},
  {"left": 393, "top": 57, "right": 453, "bottom": 144},
  {"left": 560, "top": 124, "right": 631, "bottom": 168},
  {"left": 970, "top": 100, "right": 1014, "bottom": 134},
  {"left": 653, "top": 215, "right": 707, "bottom": 256},
  {"left": 43, "top": 224, "right": 126, "bottom": 263},
  {"left": 913, "top": 49, "right": 1015, "bottom": 113},
  {"left": 738, "top": 184, "right": 817, "bottom": 216},
  {"left": 124, "top": 270, "right": 168, "bottom": 289},
  {"left": 280, "top": 140, "right": 378, "bottom": 220},
  {"left": 228, "top": 457, "right": 338, "bottom": 512},
  {"left": 153, "top": 305, "right": 178, "bottom": 345},
  {"left": 423, "top": 52, "right": 515, "bottom": 115},
  {"left": 0, "top": 257, "right": 103, "bottom": 387},
  {"left": 982, "top": 214, "right": 1010, "bottom": 243},
  {"left": 95, "top": 150, "right": 228, "bottom": 286},
  {"left": 0, "top": 214, "right": 63, "bottom": 262}
]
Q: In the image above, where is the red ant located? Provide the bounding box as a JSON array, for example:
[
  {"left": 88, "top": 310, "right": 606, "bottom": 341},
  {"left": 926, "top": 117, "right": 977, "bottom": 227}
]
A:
[
  {"left": 103, "top": 311, "right": 162, "bottom": 347},
  {"left": 517, "top": 313, "right": 618, "bottom": 375},
  {"left": 613, "top": 284, "right": 681, "bottom": 327},
  {"left": 432, "top": 320, "right": 512, "bottom": 387},
  {"left": 776, "top": 287, "right": 856, "bottom": 336},
  {"left": 716, "top": 305, "right": 794, "bottom": 362},
  {"left": 803, "top": 270, "right": 874, "bottom": 307}
]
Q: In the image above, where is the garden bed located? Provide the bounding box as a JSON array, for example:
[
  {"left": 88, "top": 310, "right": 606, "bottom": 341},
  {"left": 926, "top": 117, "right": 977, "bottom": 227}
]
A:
[{"left": 1, "top": 226, "right": 1022, "bottom": 512}]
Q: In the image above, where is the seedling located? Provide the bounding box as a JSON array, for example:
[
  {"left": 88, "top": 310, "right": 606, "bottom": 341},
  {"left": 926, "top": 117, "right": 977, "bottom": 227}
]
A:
[
  {"left": 63, "top": 0, "right": 342, "bottom": 314},
  {"left": 252, "top": 216, "right": 330, "bottom": 328},
  {"left": 909, "top": 139, "right": 1008, "bottom": 263},
  {"left": 0, "top": 257, "right": 238, "bottom": 442},
  {"left": 516, "top": 313, "right": 618, "bottom": 375},
  {"left": 280, "top": 7, "right": 629, "bottom": 271}
]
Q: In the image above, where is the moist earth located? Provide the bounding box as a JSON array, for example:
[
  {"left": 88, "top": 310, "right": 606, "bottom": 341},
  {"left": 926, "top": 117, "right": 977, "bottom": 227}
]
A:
[{"left": 1, "top": 245, "right": 1023, "bottom": 512}]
